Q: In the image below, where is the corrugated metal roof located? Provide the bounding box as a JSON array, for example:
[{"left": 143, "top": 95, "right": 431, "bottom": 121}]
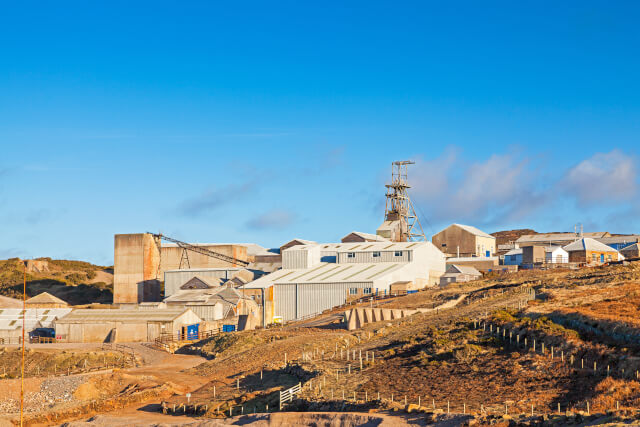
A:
[
  {"left": 164, "top": 267, "right": 247, "bottom": 273},
  {"left": 164, "top": 286, "right": 250, "bottom": 305},
  {"left": 452, "top": 224, "right": 495, "bottom": 239},
  {"left": 563, "top": 238, "right": 618, "bottom": 253},
  {"left": 289, "top": 241, "right": 428, "bottom": 253},
  {"left": 516, "top": 232, "right": 609, "bottom": 243},
  {"left": 26, "top": 292, "right": 69, "bottom": 305},
  {"left": 597, "top": 235, "right": 640, "bottom": 245},
  {"left": 446, "top": 256, "right": 498, "bottom": 262},
  {"left": 447, "top": 264, "right": 482, "bottom": 275},
  {"left": 0, "top": 295, "right": 22, "bottom": 308},
  {"left": 0, "top": 308, "right": 72, "bottom": 329},
  {"left": 504, "top": 248, "right": 523, "bottom": 256},
  {"left": 56, "top": 308, "right": 191, "bottom": 323},
  {"left": 341, "top": 231, "right": 388, "bottom": 242},
  {"left": 243, "top": 262, "right": 406, "bottom": 288}
]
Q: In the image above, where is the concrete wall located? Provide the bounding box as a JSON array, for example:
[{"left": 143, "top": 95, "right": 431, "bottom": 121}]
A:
[{"left": 114, "top": 234, "right": 160, "bottom": 304}]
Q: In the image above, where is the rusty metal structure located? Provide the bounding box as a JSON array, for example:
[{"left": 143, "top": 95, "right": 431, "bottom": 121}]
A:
[
  {"left": 150, "top": 233, "right": 250, "bottom": 269},
  {"left": 376, "top": 160, "right": 426, "bottom": 242}
]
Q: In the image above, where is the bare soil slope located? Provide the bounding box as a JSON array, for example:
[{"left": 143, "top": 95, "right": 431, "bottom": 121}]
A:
[{"left": 0, "top": 258, "right": 113, "bottom": 305}]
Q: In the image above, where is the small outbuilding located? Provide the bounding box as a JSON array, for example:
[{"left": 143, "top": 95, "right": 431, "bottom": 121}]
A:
[
  {"left": 563, "top": 238, "right": 620, "bottom": 264},
  {"left": 502, "top": 248, "right": 523, "bottom": 266},
  {"left": 25, "top": 292, "right": 69, "bottom": 308},
  {"left": 440, "top": 264, "right": 482, "bottom": 286},
  {"left": 620, "top": 243, "right": 640, "bottom": 259},
  {"left": 54, "top": 308, "right": 201, "bottom": 343},
  {"left": 544, "top": 246, "right": 569, "bottom": 264}
]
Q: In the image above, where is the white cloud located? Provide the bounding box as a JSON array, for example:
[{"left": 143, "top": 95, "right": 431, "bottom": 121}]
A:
[
  {"left": 406, "top": 148, "right": 639, "bottom": 232},
  {"left": 246, "top": 209, "right": 297, "bottom": 230},
  {"left": 409, "top": 149, "right": 544, "bottom": 228},
  {"left": 178, "top": 180, "right": 258, "bottom": 217},
  {"left": 564, "top": 150, "right": 637, "bottom": 205}
]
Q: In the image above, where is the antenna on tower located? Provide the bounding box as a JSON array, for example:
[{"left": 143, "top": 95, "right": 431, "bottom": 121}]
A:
[{"left": 376, "top": 160, "right": 426, "bottom": 242}]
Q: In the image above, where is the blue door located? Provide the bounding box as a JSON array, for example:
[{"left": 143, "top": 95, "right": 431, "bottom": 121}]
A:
[
  {"left": 486, "top": 250, "right": 491, "bottom": 257},
  {"left": 186, "top": 324, "right": 199, "bottom": 340},
  {"left": 600, "top": 254, "right": 604, "bottom": 263}
]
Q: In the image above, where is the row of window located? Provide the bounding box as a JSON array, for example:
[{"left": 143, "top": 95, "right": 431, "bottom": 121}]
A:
[
  {"left": 349, "top": 287, "right": 372, "bottom": 295},
  {"left": 346, "top": 251, "right": 403, "bottom": 258}
]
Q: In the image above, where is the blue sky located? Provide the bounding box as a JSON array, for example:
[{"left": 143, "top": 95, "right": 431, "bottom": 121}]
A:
[{"left": 1, "top": 1, "right": 639, "bottom": 265}]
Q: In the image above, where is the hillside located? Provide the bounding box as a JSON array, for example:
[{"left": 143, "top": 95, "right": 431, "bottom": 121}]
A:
[
  {"left": 4, "top": 262, "right": 640, "bottom": 425},
  {"left": 491, "top": 228, "right": 536, "bottom": 247},
  {"left": 0, "top": 257, "right": 113, "bottom": 305}
]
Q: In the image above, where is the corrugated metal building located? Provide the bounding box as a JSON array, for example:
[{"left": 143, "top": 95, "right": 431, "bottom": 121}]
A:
[
  {"left": 243, "top": 241, "right": 446, "bottom": 322},
  {"left": 0, "top": 308, "right": 72, "bottom": 341},
  {"left": 164, "top": 267, "right": 254, "bottom": 297},
  {"left": 54, "top": 308, "right": 201, "bottom": 343}
]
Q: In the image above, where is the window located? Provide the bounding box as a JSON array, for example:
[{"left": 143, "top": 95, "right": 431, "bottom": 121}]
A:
[
  {"left": 608, "top": 254, "right": 613, "bottom": 261},
  {"left": 394, "top": 251, "right": 403, "bottom": 257},
  {"left": 441, "top": 243, "right": 447, "bottom": 247},
  {"left": 363, "top": 287, "right": 372, "bottom": 294},
  {"left": 349, "top": 288, "right": 358, "bottom": 295},
  {"left": 372, "top": 251, "right": 381, "bottom": 258},
  {"left": 347, "top": 252, "right": 355, "bottom": 258},
  {"left": 592, "top": 254, "right": 598, "bottom": 261}
]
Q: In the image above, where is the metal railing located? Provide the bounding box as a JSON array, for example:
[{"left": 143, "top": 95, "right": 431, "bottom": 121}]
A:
[
  {"left": 153, "top": 327, "right": 223, "bottom": 351},
  {"left": 279, "top": 382, "right": 301, "bottom": 410}
]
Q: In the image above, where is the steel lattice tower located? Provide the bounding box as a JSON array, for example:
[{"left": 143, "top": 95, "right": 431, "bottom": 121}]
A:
[{"left": 382, "top": 160, "right": 426, "bottom": 242}]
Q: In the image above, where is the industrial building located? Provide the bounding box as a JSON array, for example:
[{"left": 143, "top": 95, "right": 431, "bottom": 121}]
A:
[
  {"left": 163, "top": 267, "right": 260, "bottom": 298},
  {"left": 163, "top": 285, "right": 260, "bottom": 326},
  {"left": 439, "top": 264, "right": 482, "bottom": 286},
  {"left": 432, "top": 224, "right": 496, "bottom": 258},
  {"left": 242, "top": 241, "right": 446, "bottom": 323},
  {"left": 113, "top": 232, "right": 276, "bottom": 304},
  {"left": 54, "top": 308, "right": 201, "bottom": 343},
  {"left": 563, "top": 238, "right": 621, "bottom": 264},
  {"left": 515, "top": 232, "right": 610, "bottom": 247},
  {"left": 596, "top": 235, "right": 640, "bottom": 251},
  {"left": 0, "top": 308, "right": 72, "bottom": 342},
  {"left": 621, "top": 243, "right": 640, "bottom": 259}
]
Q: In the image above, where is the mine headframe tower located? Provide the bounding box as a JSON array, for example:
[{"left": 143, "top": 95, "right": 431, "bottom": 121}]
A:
[{"left": 379, "top": 160, "right": 426, "bottom": 242}]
